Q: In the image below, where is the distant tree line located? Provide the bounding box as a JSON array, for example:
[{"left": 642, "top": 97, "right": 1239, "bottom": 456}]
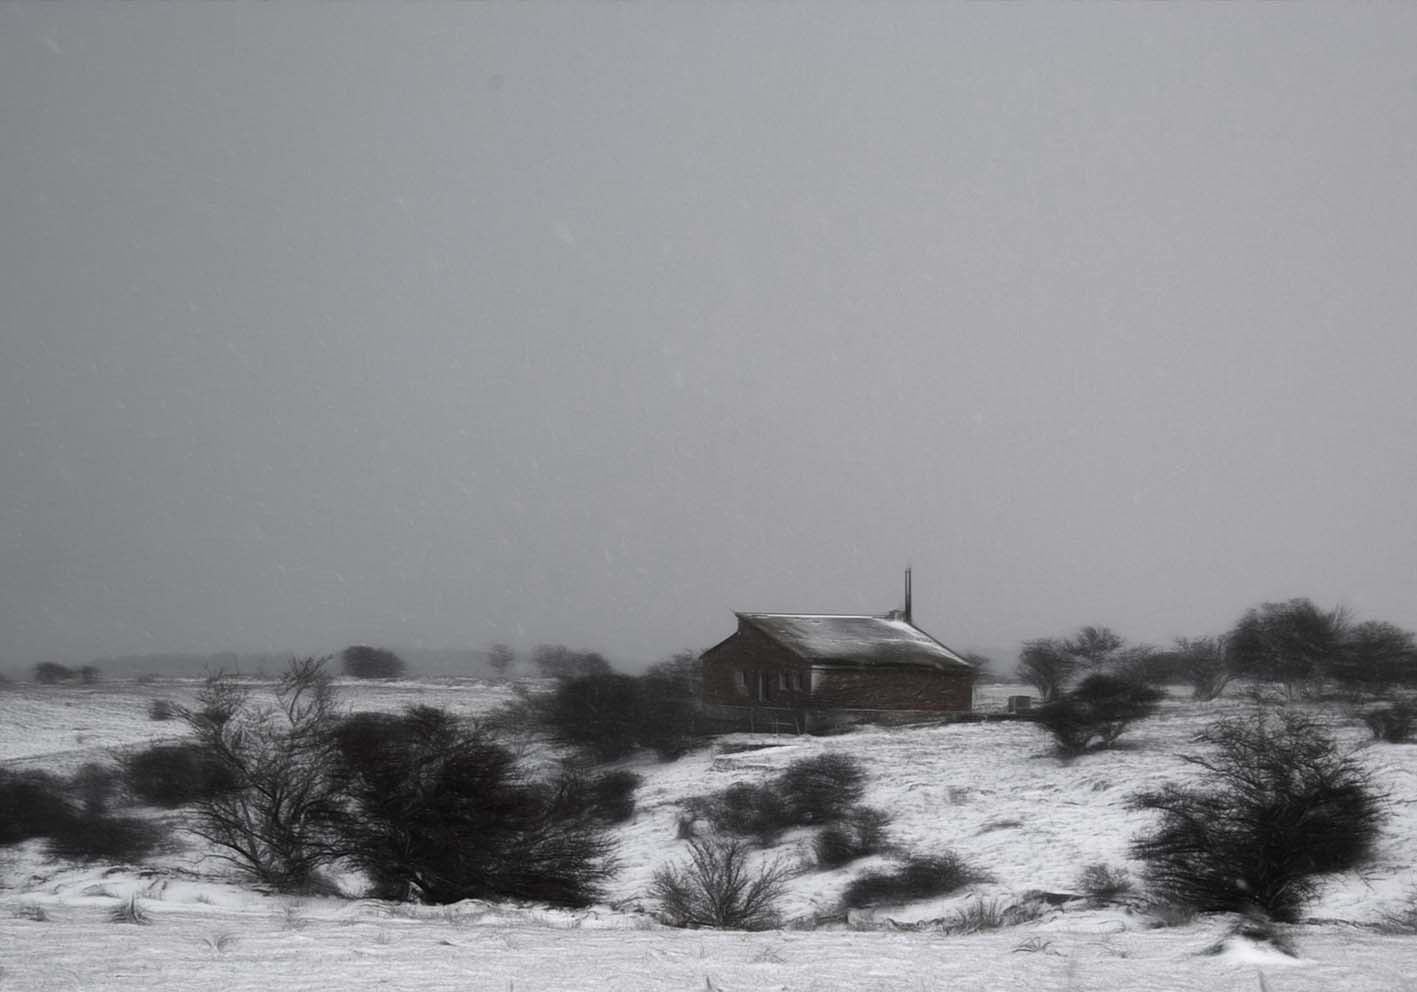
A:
[{"left": 1015, "top": 598, "right": 1417, "bottom": 704}]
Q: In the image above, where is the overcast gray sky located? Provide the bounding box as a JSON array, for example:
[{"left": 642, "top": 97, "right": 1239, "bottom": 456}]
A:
[{"left": 2, "top": 4, "right": 1415, "bottom": 670}]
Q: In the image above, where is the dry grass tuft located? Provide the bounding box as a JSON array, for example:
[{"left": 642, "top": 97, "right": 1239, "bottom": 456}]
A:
[{"left": 109, "top": 895, "right": 150, "bottom": 924}]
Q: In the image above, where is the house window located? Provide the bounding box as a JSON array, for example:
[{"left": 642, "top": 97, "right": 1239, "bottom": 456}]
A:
[
  {"left": 778, "top": 673, "right": 790, "bottom": 692},
  {"left": 734, "top": 670, "right": 747, "bottom": 692}
]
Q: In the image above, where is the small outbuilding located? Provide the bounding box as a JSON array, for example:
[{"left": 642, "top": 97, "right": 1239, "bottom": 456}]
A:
[{"left": 700, "top": 573, "right": 976, "bottom": 731}]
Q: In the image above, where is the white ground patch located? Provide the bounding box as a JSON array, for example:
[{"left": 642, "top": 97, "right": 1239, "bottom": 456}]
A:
[{"left": 5, "top": 680, "right": 1417, "bottom": 990}]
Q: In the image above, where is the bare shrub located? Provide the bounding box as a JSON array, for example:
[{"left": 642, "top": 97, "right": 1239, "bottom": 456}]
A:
[
  {"left": 1034, "top": 674, "right": 1164, "bottom": 756},
  {"left": 1129, "top": 705, "right": 1384, "bottom": 923},
  {"left": 840, "top": 853, "right": 990, "bottom": 909},
  {"left": 180, "top": 659, "right": 349, "bottom": 893},
  {"left": 1076, "top": 863, "right": 1133, "bottom": 902},
  {"left": 650, "top": 837, "right": 793, "bottom": 930},
  {"left": 199, "top": 931, "right": 237, "bottom": 953},
  {"left": 1015, "top": 640, "right": 1076, "bottom": 704},
  {"left": 147, "top": 699, "right": 176, "bottom": 721},
  {"left": 813, "top": 807, "right": 889, "bottom": 868}
]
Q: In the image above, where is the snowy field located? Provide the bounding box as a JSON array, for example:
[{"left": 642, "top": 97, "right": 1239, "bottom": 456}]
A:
[
  {"left": 0, "top": 677, "right": 525, "bottom": 773},
  {"left": 5, "top": 679, "right": 1417, "bottom": 990}
]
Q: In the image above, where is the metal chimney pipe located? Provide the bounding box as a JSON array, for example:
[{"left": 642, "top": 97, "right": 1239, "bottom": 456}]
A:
[{"left": 904, "top": 567, "right": 913, "bottom": 624}]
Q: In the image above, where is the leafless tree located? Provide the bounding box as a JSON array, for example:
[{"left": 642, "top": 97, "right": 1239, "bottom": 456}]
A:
[
  {"left": 181, "top": 658, "right": 349, "bottom": 893},
  {"left": 1015, "top": 639, "right": 1076, "bottom": 703}
]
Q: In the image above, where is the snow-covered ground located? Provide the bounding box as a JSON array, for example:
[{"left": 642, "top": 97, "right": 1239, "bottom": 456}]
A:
[
  {"left": 0, "top": 677, "right": 525, "bottom": 772},
  {"left": 5, "top": 679, "right": 1417, "bottom": 990}
]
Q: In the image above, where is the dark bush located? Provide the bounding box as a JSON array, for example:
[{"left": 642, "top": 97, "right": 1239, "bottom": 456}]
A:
[
  {"left": 542, "top": 672, "right": 643, "bottom": 761},
  {"left": 45, "top": 813, "right": 165, "bottom": 864},
  {"left": 1168, "top": 637, "right": 1234, "bottom": 701},
  {"left": 147, "top": 699, "right": 175, "bottom": 721},
  {"left": 539, "top": 765, "right": 642, "bottom": 825},
  {"left": 0, "top": 771, "right": 73, "bottom": 845},
  {"left": 690, "top": 753, "right": 870, "bottom": 846},
  {"left": 1, "top": 767, "right": 164, "bottom": 864},
  {"left": 33, "top": 662, "right": 76, "bottom": 685},
  {"left": 340, "top": 645, "right": 407, "bottom": 680},
  {"left": 814, "top": 806, "right": 889, "bottom": 868},
  {"left": 589, "top": 770, "right": 641, "bottom": 824},
  {"left": 778, "top": 753, "right": 866, "bottom": 825},
  {"left": 1129, "top": 706, "right": 1385, "bottom": 922},
  {"left": 487, "top": 642, "right": 516, "bottom": 679},
  {"left": 336, "top": 705, "right": 618, "bottom": 906},
  {"left": 69, "top": 763, "right": 122, "bottom": 816},
  {"left": 706, "top": 782, "right": 796, "bottom": 845},
  {"left": 541, "top": 671, "right": 701, "bottom": 762},
  {"left": 806, "top": 713, "right": 857, "bottom": 736},
  {"left": 1364, "top": 702, "right": 1417, "bottom": 742},
  {"left": 1227, "top": 599, "right": 1351, "bottom": 697},
  {"left": 123, "top": 743, "right": 240, "bottom": 808},
  {"left": 1332, "top": 621, "right": 1417, "bottom": 697},
  {"left": 650, "top": 837, "right": 793, "bottom": 930},
  {"left": 636, "top": 668, "right": 700, "bottom": 760},
  {"left": 533, "top": 645, "right": 614, "bottom": 680},
  {"left": 1076, "top": 862, "right": 1133, "bottom": 902},
  {"left": 1034, "top": 674, "right": 1164, "bottom": 756},
  {"left": 840, "top": 853, "right": 990, "bottom": 909}
]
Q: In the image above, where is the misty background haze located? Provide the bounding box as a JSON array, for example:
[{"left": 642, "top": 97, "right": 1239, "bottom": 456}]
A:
[{"left": 2, "top": 5, "right": 1414, "bottom": 675}]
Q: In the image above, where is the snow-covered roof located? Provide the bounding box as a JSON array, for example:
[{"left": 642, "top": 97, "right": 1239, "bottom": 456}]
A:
[{"left": 736, "top": 613, "right": 975, "bottom": 672}]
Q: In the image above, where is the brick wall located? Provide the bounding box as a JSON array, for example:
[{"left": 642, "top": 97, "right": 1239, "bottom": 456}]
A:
[
  {"left": 810, "top": 666, "right": 973, "bottom": 712},
  {"left": 702, "top": 622, "right": 812, "bottom": 707}
]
